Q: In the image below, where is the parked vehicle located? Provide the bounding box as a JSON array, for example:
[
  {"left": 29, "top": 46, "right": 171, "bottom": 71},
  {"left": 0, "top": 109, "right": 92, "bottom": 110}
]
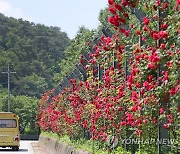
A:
[{"left": 0, "top": 112, "right": 20, "bottom": 151}]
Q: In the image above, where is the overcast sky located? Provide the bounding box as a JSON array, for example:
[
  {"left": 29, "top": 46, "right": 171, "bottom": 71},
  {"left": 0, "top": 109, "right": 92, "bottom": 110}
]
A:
[{"left": 0, "top": 0, "right": 108, "bottom": 38}]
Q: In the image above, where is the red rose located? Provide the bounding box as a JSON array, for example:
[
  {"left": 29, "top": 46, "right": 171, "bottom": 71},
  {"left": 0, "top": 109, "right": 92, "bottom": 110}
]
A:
[
  {"left": 161, "top": 23, "right": 168, "bottom": 30},
  {"left": 143, "top": 25, "right": 149, "bottom": 31},
  {"left": 177, "top": 0, "right": 180, "bottom": 5},
  {"left": 163, "top": 123, "right": 169, "bottom": 129},
  {"left": 114, "top": 3, "right": 123, "bottom": 11},
  {"left": 136, "top": 30, "right": 141, "bottom": 35},
  {"left": 143, "top": 17, "right": 150, "bottom": 25},
  {"left": 108, "top": 0, "right": 114, "bottom": 5},
  {"left": 163, "top": 2, "right": 168, "bottom": 9},
  {"left": 159, "top": 108, "right": 164, "bottom": 114},
  {"left": 109, "top": 6, "right": 116, "bottom": 14},
  {"left": 152, "top": 32, "right": 160, "bottom": 40},
  {"left": 160, "top": 43, "right": 166, "bottom": 50},
  {"left": 178, "top": 106, "right": 180, "bottom": 112}
]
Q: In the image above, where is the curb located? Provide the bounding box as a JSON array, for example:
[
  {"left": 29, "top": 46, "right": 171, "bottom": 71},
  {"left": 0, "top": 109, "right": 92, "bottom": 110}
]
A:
[{"left": 37, "top": 136, "right": 91, "bottom": 154}]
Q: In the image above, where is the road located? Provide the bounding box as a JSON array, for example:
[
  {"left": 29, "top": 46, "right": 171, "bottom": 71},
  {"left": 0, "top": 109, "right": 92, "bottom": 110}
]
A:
[{"left": 0, "top": 140, "right": 37, "bottom": 154}]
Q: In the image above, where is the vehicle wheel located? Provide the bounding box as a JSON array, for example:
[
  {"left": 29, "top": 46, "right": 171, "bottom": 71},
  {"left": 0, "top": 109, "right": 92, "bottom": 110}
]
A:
[{"left": 12, "top": 146, "right": 19, "bottom": 151}]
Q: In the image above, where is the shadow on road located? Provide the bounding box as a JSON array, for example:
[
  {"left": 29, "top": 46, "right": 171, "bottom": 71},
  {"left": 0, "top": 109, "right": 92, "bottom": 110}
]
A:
[{"left": 0, "top": 148, "right": 28, "bottom": 152}]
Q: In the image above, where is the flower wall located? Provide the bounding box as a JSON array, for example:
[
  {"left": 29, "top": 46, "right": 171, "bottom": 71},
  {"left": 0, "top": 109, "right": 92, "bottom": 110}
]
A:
[{"left": 37, "top": 0, "right": 180, "bottom": 153}]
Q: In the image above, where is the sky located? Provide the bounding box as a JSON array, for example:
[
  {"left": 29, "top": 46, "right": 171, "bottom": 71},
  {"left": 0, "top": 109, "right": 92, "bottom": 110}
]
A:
[{"left": 0, "top": 0, "right": 108, "bottom": 39}]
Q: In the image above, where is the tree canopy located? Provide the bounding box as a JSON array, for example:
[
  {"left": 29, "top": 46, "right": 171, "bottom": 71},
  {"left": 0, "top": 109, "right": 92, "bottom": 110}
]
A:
[{"left": 0, "top": 13, "right": 70, "bottom": 98}]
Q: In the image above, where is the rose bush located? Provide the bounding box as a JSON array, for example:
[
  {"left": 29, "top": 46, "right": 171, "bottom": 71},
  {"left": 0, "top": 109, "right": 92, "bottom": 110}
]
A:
[{"left": 37, "top": 0, "right": 179, "bottom": 153}]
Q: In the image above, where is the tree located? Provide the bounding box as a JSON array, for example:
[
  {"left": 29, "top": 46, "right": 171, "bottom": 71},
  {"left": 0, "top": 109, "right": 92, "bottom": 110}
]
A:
[
  {"left": 0, "top": 13, "right": 70, "bottom": 98},
  {"left": 54, "top": 26, "right": 95, "bottom": 82},
  {"left": 0, "top": 93, "right": 39, "bottom": 134}
]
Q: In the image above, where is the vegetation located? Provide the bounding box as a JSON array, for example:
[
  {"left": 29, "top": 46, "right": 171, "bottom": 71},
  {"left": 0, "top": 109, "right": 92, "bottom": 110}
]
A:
[
  {"left": 53, "top": 26, "right": 95, "bottom": 82},
  {"left": 0, "top": 13, "right": 71, "bottom": 134},
  {"left": 37, "top": 0, "right": 180, "bottom": 153},
  {"left": 0, "top": 8, "right": 109, "bottom": 135},
  {"left": 54, "top": 7, "right": 111, "bottom": 83},
  {"left": 0, "top": 13, "right": 70, "bottom": 98},
  {"left": 41, "top": 131, "right": 131, "bottom": 154},
  {"left": 0, "top": 88, "right": 39, "bottom": 134}
]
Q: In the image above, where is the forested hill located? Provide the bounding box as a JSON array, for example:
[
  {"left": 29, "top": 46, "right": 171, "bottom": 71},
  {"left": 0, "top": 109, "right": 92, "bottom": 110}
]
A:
[{"left": 0, "top": 13, "right": 70, "bottom": 98}]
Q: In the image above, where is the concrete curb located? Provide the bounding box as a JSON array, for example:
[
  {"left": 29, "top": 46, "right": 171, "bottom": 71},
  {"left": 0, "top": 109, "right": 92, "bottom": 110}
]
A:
[
  {"left": 32, "top": 142, "right": 46, "bottom": 154},
  {"left": 38, "top": 136, "right": 91, "bottom": 154}
]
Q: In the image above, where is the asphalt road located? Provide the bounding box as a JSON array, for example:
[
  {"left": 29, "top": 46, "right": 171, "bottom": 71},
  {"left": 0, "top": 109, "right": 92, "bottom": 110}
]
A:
[{"left": 0, "top": 140, "right": 37, "bottom": 154}]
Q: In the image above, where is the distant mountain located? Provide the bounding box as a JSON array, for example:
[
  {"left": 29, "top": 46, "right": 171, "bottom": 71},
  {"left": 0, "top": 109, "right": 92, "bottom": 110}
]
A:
[{"left": 0, "top": 13, "right": 70, "bottom": 98}]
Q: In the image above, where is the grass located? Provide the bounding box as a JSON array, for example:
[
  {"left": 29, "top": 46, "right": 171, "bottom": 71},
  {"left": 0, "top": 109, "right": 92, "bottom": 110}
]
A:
[{"left": 41, "top": 131, "right": 109, "bottom": 154}]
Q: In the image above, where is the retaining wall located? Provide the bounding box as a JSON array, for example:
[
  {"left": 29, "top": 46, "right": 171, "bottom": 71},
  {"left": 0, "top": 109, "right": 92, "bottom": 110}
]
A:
[{"left": 38, "top": 135, "right": 91, "bottom": 154}]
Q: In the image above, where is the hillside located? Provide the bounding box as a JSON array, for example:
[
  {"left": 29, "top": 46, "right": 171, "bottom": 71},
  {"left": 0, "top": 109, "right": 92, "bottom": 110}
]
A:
[{"left": 0, "top": 13, "right": 70, "bottom": 98}]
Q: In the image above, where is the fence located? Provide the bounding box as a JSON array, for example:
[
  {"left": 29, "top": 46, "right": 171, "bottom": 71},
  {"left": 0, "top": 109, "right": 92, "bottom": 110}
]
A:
[{"left": 44, "top": 1, "right": 179, "bottom": 154}]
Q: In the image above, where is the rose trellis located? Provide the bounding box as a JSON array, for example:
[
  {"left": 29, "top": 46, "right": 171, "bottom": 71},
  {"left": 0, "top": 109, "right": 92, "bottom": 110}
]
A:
[{"left": 37, "top": 0, "right": 180, "bottom": 153}]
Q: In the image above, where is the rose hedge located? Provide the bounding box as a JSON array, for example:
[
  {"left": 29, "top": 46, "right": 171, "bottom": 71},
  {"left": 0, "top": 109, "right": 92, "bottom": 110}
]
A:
[{"left": 37, "top": 0, "right": 180, "bottom": 153}]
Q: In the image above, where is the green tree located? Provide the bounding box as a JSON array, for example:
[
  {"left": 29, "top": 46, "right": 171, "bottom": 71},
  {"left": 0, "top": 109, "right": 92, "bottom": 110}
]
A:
[
  {"left": 54, "top": 26, "right": 95, "bottom": 82},
  {"left": 0, "top": 13, "right": 70, "bottom": 98},
  {"left": 0, "top": 93, "right": 39, "bottom": 134}
]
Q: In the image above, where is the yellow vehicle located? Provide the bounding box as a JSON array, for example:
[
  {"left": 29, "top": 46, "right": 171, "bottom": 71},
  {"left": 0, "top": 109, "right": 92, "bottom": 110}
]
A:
[{"left": 0, "top": 112, "right": 20, "bottom": 151}]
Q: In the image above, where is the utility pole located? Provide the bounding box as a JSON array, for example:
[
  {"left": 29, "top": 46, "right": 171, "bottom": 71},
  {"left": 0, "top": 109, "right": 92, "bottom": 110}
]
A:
[{"left": 1, "top": 65, "right": 16, "bottom": 112}]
